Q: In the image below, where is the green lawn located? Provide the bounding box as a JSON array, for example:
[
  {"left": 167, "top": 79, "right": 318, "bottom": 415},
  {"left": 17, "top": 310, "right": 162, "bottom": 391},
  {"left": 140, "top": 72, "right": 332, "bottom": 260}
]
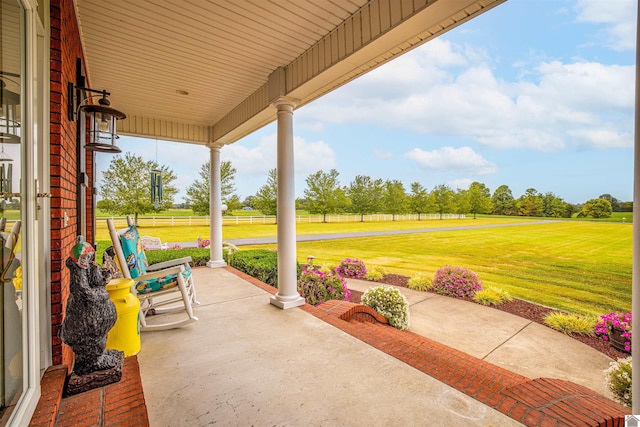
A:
[
  {"left": 243, "top": 221, "right": 632, "bottom": 317},
  {"left": 95, "top": 215, "right": 632, "bottom": 317},
  {"left": 94, "top": 216, "right": 527, "bottom": 242}
]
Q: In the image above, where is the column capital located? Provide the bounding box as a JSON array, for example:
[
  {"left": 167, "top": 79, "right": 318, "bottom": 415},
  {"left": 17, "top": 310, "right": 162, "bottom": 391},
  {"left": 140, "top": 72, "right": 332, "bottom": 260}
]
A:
[
  {"left": 207, "top": 141, "right": 224, "bottom": 150},
  {"left": 271, "top": 96, "right": 299, "bottom": 110}
]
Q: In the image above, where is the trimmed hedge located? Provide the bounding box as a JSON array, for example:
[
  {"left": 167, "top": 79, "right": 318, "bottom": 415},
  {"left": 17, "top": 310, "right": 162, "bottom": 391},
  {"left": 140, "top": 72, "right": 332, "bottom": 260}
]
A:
[
  {"left": 227, "top": 249, "right": 300, "bottom": 288},
  {"left": 145, "top": 248, "right": 220, "bottom": 267}
]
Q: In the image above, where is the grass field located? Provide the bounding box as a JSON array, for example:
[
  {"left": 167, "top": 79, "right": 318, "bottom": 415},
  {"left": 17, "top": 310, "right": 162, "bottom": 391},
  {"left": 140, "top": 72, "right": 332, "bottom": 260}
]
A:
[
  {"left": 241, "top": 221, "right": 632, "bottom": 317},
  {"left": 94, "top": 215, "right": 632, "bottom": 317}
]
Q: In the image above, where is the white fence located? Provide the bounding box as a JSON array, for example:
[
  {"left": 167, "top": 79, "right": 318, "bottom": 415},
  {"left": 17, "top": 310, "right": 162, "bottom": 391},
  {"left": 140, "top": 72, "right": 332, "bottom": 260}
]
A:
[{"left": 100, "top": 213, "right": 466, "bottom": 229}]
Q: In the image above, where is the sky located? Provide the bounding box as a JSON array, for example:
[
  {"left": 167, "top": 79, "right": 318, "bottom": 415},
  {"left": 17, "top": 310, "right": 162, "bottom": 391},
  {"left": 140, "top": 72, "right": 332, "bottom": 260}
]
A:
[{"left": 96, "top": 0, "right": 637, "bottom": 206}]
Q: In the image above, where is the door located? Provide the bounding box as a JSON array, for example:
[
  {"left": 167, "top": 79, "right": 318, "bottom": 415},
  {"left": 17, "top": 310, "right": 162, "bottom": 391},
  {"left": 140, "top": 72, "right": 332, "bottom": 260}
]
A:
[{"left": 0, "top": 0, "right": 45, "bottom": 423}]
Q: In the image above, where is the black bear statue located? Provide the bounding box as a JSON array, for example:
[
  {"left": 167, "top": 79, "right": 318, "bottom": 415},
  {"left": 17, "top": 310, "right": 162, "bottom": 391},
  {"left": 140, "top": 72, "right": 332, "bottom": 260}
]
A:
[{"left": 60, "top": 236, "right": 123, "bottom": 380}]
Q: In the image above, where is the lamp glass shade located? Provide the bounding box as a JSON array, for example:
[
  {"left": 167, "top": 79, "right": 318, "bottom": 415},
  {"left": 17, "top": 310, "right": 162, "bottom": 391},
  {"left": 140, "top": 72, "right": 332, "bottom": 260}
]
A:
[
  {"left": 0, "top": 83, "right": 20, "bottom": 144},
  {"left": 80, "top": 103, "right": 126, "bottom": 153}
]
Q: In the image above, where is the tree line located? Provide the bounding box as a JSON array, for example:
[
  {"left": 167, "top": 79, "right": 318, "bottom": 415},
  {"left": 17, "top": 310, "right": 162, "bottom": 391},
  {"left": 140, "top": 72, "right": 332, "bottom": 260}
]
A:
[{"left": 97, "top": 154, "right": 631, "bottom": 221}]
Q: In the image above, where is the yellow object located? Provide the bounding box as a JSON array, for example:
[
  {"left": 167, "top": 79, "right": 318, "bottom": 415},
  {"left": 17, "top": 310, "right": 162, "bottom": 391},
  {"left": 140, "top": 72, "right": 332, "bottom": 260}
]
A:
[
  {"left": 12, "top": 266, "right": 22, "bottom": 290},
  {"left": 106, "top": 278, "right": 141, "bottom": 357}
]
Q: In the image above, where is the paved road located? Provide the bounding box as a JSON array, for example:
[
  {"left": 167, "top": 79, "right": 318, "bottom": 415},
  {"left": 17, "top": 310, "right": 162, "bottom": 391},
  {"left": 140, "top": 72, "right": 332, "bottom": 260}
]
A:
[{"left": 221, "top": 220, "right": 558, "bottom": 246}]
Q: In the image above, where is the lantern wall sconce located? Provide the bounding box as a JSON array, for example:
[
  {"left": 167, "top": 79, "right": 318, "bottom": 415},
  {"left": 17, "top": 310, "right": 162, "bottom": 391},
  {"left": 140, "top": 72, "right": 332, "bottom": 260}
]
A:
[
  {"left": 0, "top": 72, "right": 21, "bottom": 164},
  {"left": 67, "top": 83, "right": 127, "bottom": 153}
]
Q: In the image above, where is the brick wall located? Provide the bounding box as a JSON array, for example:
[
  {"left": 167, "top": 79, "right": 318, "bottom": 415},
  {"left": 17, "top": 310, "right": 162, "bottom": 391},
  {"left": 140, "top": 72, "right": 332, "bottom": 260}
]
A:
[{"left": 49, "top": 0, "right": 94, "bottom": 366}]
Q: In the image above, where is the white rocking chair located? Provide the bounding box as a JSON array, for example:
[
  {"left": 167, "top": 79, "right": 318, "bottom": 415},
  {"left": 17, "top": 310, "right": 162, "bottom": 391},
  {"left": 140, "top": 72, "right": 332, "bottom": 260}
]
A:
[{"left": 107, "top": 218, "right": 198, "bottom": 331}]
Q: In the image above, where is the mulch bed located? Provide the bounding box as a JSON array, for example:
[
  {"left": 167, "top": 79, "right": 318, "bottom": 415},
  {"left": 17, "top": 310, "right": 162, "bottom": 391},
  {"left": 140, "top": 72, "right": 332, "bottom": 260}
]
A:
[{"left": 349, "top": 273, "right": 628, "bottom": 360}]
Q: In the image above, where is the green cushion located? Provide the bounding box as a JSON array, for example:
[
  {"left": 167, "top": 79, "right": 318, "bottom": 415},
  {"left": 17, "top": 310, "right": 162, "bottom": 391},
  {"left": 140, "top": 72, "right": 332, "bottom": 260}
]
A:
[
  {"left": 135, "top": 268, "right": 192, "bottom": 294},
  {"left": 119, "top": 225, "right": 148, "bottom": 279}
]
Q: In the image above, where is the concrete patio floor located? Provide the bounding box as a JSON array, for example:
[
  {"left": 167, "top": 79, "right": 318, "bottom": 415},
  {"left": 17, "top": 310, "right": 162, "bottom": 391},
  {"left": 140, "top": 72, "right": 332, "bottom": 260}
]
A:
[
  {"left": 137, "top": 267, "right": 521, "bottom": 426},
  {"left": 137, "top": 267, "right": 625, "bottom": 426}
]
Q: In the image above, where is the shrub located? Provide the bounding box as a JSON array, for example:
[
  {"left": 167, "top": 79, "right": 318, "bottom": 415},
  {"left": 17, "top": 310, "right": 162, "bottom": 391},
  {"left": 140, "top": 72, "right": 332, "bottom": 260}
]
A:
[
  {"left": 361, "top": 285, "right": 410, "bottom": 330},
  {"left": 473, "top": 287, "right": 513, "bottom": 306},
  {"left": 543, "top": 312, "right": 596, "bottom": 335},
  {"left": 297, "top": 268, "right": 351, "bottom": 306},
  {"left": 408, "top": 273, "right": 432, "bottom": 291},
  {"left": 145, "top": 247, "right": 219, "bottom": 267},
  {"left": 227, "top": 249, "right": 300, "bottom": 288},
  {"left": 336, "top": 258, "right": 367, "bottom": 279},
  {"left": 365, "top": 265, "right": 387, "bottom": 282},
  {"left": 432, "top": 265, "right": 482, "bottom": 298},
  {"left": 604, "top": 356, "right": 632, "bottom": 407}
]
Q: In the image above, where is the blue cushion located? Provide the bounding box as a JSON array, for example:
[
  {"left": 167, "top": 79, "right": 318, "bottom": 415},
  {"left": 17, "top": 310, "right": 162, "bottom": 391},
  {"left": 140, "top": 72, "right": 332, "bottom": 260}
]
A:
[
  {"left": 119, "top": 225, "right": 148, "bottom": 279},
  {"left": 135, "top": 268, "right": 192, "bottom": 294}
]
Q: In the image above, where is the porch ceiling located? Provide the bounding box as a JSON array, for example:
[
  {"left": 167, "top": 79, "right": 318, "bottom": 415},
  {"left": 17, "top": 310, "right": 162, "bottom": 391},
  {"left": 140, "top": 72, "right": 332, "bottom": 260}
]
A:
[{"left": 74, "top": 0, "right": 505, "bottom": 146}]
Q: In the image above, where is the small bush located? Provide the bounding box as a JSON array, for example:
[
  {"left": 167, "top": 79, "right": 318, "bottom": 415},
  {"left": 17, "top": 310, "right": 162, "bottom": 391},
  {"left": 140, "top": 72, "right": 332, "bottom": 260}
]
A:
[
  {"left": 473, "top": 287, "right": 513, "bottom": 306},
  {"left": 297, "top": 268, "right": 351, "bottom": 306},
  {"left": 227, "top": 249, "right": 300, "bottom": 288},
  {"left": 408, "top": 273, "right": 432, "bottom": 291},
  {"left": 336, "top": 258, "right": 367, "bottom": 279},
  {"left": 432, "top": 265, "right": 482, "bottom": 298},
  {"left": 145, "top": 247, "right": 219, "bottom": 267},
  {"left": 361, "top": 285, "right": 410, "bottom": 330},
  {"left": 604, "top": 356, "right": 632, "bottom": 407},
  {"left": 543, "top": 312, "right": 596, "bottom": 335},
  {"left": 365, "top": 265, "right": 387, "bottom": 282}
]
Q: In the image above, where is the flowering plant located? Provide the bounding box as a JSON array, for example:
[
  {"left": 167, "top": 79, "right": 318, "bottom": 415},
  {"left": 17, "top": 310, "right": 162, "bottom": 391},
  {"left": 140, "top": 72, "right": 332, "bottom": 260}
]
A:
[
  {"left": 336, "top": 258, "right": 367, "bottom": 279},
  {"left": 297, "top": 267, "right": 351, "bottom": 306},
  {"left": 604, "top": 356, "right": 632, "bottom": 407},
  {"left": 361, "top": 285, "right": 410, "bottom": 330},
  {"left": 595, "top": 311, "right": 632, "bottom": 353},
  {"left": 432, "top": 265, "right": 482, "bottom": 298},
  {"left": 197, "top": 237, "right": 211, "bottom": 248}
]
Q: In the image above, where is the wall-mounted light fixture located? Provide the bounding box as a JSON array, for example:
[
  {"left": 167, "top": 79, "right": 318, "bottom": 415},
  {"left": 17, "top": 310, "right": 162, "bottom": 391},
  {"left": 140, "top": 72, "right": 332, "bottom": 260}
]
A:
[{"left": 68, "top": 84, "right": 127, "bottom": 153}]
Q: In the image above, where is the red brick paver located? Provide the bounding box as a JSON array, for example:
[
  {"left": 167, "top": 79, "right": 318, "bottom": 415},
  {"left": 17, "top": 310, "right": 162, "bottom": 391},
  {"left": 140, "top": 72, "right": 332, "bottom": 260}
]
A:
[{"left": 30, "top": 356, "right": 148, "bottom": 427}]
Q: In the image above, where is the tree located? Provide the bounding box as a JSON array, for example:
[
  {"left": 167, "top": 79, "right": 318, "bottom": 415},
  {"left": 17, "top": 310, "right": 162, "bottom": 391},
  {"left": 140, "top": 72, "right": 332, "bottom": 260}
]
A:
[
  {"left": 382, "top": 180, "right": 408, "bottom": 220},
  {"left": 582, "top": 198, "right": 613, "bottom": 218},
  {"left": 184, "top": 160, "right": 237, "bottom": 215},
  {"left": 453, "top": 188, "right": 470, "bottom": 218},
  {"left": 491, "top": 185, "right": 516, "bottom": 216},
  {"left": 100, "top": 152, "right": 177, "bottom": 225},
  {"left": 430, "top": 184, "right": 453, "bottom": 219},
  {"left": 467, "top": 182, "right": 492, "bottom": 219},
  {"left": 225, "top": 194, "right": 242, "bottom": 213},
  {"left": 599, "top": 194, "right": 621, "bottom": 212},
  {"left": 243, "top": 195, "right": 255, "bottom": 208},
  {"left": 304, "top": 169, "right": 346, "bottom": 223},
  {"left": 517, "top": 188, "right": 544, "bottom": 217},
  {"left": 253, "top": 169, "right": 278, "bottom": 217},
  {"left": 347, "top": 175, "right": 383, "bottom": 222},
  {"left": 409, "top": 182, "right": 431, "bottom": 220},
  {"left": 541, "top": 192, "right": 567, "bottom": 218}
]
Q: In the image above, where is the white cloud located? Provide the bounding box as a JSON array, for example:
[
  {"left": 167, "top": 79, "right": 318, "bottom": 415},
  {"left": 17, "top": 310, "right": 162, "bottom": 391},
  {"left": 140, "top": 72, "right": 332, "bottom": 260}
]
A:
[
  {"left": 575, "top": 0, "right": 636, "bottom": 50},
  {"left": 222, "top": 133, "right": 336, "bottom": 176},
  {"left": 404, "top": 146, "right": 497, "bottom": 175},
  {"left": 297, "top": 34, "right": 634, "bottom": 153}
]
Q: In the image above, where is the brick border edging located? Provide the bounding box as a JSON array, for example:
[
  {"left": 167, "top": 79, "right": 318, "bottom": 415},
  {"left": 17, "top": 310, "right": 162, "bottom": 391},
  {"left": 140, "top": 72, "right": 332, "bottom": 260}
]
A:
[
  {"left": 226, "top": 267, "right": 630, "bottom": 427},
  {"left": 29, "top": 356, "right": 148, "bottom": 426},
  {"left": 29, "top": 365, "right": 68, "bottom": 426}
]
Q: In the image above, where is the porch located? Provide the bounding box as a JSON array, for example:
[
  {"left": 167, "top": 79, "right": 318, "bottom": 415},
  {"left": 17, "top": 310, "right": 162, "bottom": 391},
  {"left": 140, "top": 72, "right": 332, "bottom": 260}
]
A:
[{"left": 32, "top": 266, "right": 629, "bottom": 426}]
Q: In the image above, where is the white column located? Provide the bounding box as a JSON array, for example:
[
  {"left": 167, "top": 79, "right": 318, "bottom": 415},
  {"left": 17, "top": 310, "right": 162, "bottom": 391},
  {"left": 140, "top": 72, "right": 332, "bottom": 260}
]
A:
[
  {"left": 270, "top": 98, "right": 305, "bottom": 309},
  {"left": 632, "top": 2, "right": 640, "bottom": 412},
  {"left": 207, "top": 146, "right": 226, "bottom": 268}
]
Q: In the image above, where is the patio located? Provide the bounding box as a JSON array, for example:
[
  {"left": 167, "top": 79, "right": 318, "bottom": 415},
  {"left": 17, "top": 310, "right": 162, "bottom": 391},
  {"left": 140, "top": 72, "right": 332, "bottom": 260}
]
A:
[{"left": 30, "top": 265, "right": 630, "bottom": 425}]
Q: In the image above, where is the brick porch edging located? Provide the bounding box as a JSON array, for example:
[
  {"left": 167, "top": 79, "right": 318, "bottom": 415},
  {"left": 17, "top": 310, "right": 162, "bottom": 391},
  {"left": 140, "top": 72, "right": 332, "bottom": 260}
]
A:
[
  {"left": 227, "top": 267, "right": 630, "bottom": 427},
  {"left": 29, "top": 356, "right": 148, "bottom": 426}
]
